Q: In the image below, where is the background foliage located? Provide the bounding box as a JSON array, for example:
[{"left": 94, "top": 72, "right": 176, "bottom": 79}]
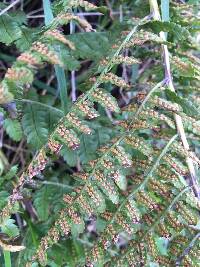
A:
[{"left": 0, "top": 0, "right": 200, "bottom": 266}]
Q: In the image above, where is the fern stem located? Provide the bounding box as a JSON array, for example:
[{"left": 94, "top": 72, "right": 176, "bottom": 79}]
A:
[
  {"left": 148, "top": 185, "right": 191, "bottom": 233},
  {"left": 149, "top": 0, "right": 200, "bottom": 199},
  {"left": 134, "top": 79, "right": 165, "bottom": 118},
  {"left": 16, "top": 99, "right": 64, "bottom": 115},
  {"left": 41, "top": 181, "right": 75, "bottom": 189},
  {"left": 103, "top": 134, "right": 178, "bottom": 228},
  {"left": 176, "top": 232, "right": 200, "bottom": 265},
  {"left": 3, "top": 250, "right": 11, "bottom": 267}
]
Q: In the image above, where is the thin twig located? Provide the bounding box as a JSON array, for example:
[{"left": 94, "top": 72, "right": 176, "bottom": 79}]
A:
[
  {"left": 0, "top": 0, "right": 20, "bottom": 16},
  {"left": 27, "top": 7, "right": 43, "bottom": 16},
  {"left": 138, "top": 58, "right": 152, "bottom": 75},
  {"left": 0, "top": 128, "right": 3, "bottom": 148},
  {"left": 27, "top": 15, "right": 44, "bottom": 19},
  {"left": 15, "top": 99, "right": 63, "bottom": 115},
  {"left": 3, "top": 143, "right": 28, "bottom": 152},
  {"left": 105, "top": 0, "right": 114, "bottom": 20},
  {"left": 149, "top": 0, "right": 200, "bottom": 199},
  {"left": 71, "top": 71, "right": 77, "bottom": 102},
  {"left": 27, "top": 11, "right": 133, "bottom": 19},
  {"left": 76, "top": 11, "right": 133, "bottom": 16}
]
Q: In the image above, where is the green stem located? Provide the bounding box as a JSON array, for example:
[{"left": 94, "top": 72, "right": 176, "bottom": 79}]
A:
[
  {"left": 15, "top": 99, "right": 64, "bottom": 115},
  {"left": 41, "top": 181, "right": 75, "bottom": 189},
  {"left": 148, "top": 185, "right": 191, "bottom": 233},
  {"left": 3, "top": 250, "right": 11, "bottom": 267},
  {"left": 134, "top": 80, "right": 165, "bottom": 118},
  {"left": 176, "top": 232, "right": 200, "bottom": 265}
]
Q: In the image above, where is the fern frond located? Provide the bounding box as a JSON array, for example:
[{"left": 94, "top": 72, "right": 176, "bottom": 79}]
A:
[
  {"left": 53, "top": 125, "right": 80, "bottom": 150},
  {"left": 0, "top": 239, "right": 25, "bottom": 252},
  {"left": 65, "top": 112, "right": 92, "bottom": 134},
  {"left": 3, "top": 118, "right": 23, "bottom": 142},
  {"left": 17, "top": 52, "right": 40, "bottom": 66},
  {"left": 55, "top": 13, "right": 93, "bottom": 32},
  {"left": 1, "top": 2, "right": 200, "bottom": 266},
  {"left": 0, "top": 14, "right": 22, "bottom": 45},
  {"left": 150, "top": 95, "right": 183, "bottom": 112},
  {"left": 66, "top": 0, "right": 98, "bottom": 11},
  {"left": 31, "top": 41, "right": 62, "bottom": 66},
  {"left": 90, "top": 88, "right": 120, "bottom": 113},
  {"left": 100, "top": 55, "right": 141, "bottom": 66},
  {"left": 5, "top": 67, "right": 34, "bottom": 84},
  {"left": 83, "top": 135, "right": 178, "bottom": 266},
  {"left": 74, "top": 99, "right": 100, "bottom": 119},
  {"left": 44, "top": 29, "right": 75, "bottom": 49},
  {"left": 0, "top": 84, "right": 14, "bottom": 104},
  {"left": 0, "top": 13, "right": 148, "bottom": 226},
  {"left": 100, "top": 73, "right": 130, "bottom": 88},
  {"left": 123, "top": 30, "right": 168, "bottom": 48}
]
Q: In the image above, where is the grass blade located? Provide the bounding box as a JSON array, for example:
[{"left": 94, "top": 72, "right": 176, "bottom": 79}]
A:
[
  {"left": 3, "top": 250, "right": 11, "bottom": 267},
  {"left": 161, "top": 0, "right": 169, "bottom": 39},
  {"left": 43, "top": 0, "right": 69, "bottom": 113},
  {"left": 161, "top": 0, "right": 169, "bottom": 22}
]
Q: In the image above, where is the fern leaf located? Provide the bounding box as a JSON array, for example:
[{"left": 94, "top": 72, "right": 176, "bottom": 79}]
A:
[
  {"left": 66, "top": 0, "right": 98, "bottom": 11},
  {"left": 0, "top": 15, "right": 21, "bottom": 45},
  {"left": 22, "top": 105, "right": 49, "bottom": 148},
  {"left": 90, "top": 88, "right": 120, "bottom": 113},
  {"left": 55, "top": 13, "right": 93, "bottom": 32},
  {"left": 3, "top": 118, "right": 23, "bottom": 142}
]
